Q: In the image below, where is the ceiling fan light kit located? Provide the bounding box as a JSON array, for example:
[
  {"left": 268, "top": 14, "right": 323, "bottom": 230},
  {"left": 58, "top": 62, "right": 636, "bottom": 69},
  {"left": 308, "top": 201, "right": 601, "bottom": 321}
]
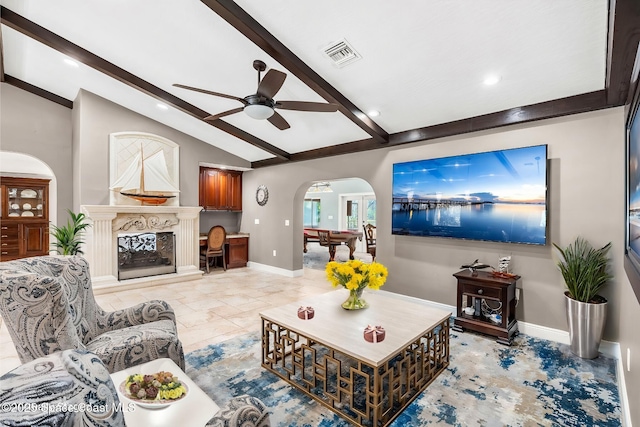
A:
[
  {"left": 244, "top": 99, "right": 275, "bottom": 120},
  {"left": 174, "top": 59, "right": 338, "bottom": 130}
]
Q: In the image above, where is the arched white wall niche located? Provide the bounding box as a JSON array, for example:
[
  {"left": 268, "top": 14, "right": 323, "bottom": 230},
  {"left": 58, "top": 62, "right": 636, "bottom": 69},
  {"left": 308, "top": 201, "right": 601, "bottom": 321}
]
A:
[{"left": 109, "top": 132, "right": 180, "bottom": 206}]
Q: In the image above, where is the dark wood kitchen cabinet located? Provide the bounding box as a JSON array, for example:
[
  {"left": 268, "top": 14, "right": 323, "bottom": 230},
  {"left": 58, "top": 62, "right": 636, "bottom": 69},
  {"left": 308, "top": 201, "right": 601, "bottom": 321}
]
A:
[
  {"left": 199, "top": 167, "right": 242, "bottom": 211},
  {"left": 0, "top": 177, "right": 50, "bottom": 261}
]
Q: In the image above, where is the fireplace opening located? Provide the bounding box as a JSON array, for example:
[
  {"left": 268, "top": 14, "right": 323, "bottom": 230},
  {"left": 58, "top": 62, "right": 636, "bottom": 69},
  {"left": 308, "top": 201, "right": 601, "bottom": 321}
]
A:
[{"left": 117, "top": 231, "right": 176, "bottom": 280}]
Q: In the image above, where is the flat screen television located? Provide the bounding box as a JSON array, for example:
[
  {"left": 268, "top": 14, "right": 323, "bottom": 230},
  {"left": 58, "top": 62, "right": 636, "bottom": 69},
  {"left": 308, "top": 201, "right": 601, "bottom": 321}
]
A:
[
  {"left": 626, "top": 97, "right": 640, "bottom": 276},
  {"left": 392, "top": 144, "right": 548, "bottom": 245}
]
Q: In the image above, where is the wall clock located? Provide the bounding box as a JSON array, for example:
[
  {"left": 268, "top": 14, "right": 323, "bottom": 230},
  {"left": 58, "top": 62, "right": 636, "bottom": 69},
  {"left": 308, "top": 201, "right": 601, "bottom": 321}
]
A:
[{"left": 256, "top": 185, "right": 269, "bottom": 206}]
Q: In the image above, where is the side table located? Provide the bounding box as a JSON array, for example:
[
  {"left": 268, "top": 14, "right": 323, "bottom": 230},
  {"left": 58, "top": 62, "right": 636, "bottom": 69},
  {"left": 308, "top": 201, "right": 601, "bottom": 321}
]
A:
[
  {"left": 110, "top": 358, "right": 219, "bottom": 426},
  {"left": 451, "top": 269, "right": 520, "bottom": 345}
]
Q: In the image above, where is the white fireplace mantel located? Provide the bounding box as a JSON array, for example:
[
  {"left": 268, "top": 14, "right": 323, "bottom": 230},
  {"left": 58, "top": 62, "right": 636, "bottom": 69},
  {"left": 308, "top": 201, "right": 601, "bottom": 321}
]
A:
[{"left": 81, "top": 205, "right": 203, "bottom": 292}]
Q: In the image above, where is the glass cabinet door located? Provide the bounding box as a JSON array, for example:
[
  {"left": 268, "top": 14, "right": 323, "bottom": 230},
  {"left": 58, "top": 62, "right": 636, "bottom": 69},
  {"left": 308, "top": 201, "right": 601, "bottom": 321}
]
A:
[{"left": 7, "top": 185, "right": 45, "bottom": 218}]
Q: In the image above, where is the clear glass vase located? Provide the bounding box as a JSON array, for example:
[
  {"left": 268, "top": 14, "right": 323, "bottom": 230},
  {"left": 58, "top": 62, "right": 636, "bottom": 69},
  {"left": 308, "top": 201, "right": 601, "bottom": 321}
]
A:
[{"left": 342, "top": 288, "right": 369, "bottom": 310}]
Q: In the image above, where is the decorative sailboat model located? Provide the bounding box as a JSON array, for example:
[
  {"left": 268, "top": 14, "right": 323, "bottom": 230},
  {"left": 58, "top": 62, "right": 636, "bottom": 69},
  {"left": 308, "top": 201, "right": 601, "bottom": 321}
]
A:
[{"left": 110, "top": 147, "right": 179, "bottom": 205}]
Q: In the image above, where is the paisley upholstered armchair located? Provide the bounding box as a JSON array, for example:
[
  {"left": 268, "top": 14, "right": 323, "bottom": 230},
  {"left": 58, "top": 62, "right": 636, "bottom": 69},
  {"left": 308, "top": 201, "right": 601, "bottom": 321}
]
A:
[
  {"left": 0, "top": 349, "right": 125, "bottom": 426},
  {"left": 0, "top": 255, "right": 184, "bottom": 373}
]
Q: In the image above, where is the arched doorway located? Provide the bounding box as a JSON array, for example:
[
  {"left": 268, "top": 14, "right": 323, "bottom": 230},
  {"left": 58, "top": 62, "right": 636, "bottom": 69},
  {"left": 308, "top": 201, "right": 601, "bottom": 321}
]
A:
[{"left": 301, "top": 178, "right": 375, "bottom": 270}]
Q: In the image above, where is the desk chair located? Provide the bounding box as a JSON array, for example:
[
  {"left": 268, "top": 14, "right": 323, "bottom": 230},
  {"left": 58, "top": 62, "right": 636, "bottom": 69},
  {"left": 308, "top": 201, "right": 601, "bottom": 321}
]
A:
[
  {"left": 363, "top": 222, "right": 377, "bottom": 261},
  {"left": 318, "top": 230, "right": 340, "bottom": 261},
  {"left": 202, "top": 225, "right": 226, "bottom": 273}
]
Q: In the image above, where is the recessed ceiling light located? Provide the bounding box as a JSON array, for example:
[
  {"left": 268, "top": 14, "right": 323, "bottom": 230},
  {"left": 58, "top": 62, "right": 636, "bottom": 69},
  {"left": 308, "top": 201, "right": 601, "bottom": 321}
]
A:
[
  {"left": 483, "top": 75, "right": 501, "bottom": 85},
  {"left": 63, "top": 58, "right": 79, "bottom": 68},
  {"left": 367, "top": 110, "right": 380, "bottom": 117},
  {"left": 156, "top": 103, "right": 169, "bottom": 110}
]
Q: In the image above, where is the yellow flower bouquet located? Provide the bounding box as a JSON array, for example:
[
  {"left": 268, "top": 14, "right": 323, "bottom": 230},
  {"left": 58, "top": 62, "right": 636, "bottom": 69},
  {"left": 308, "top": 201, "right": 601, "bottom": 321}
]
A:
[{"left": 326, "top": 259, "right": 388, "bottom": 309}]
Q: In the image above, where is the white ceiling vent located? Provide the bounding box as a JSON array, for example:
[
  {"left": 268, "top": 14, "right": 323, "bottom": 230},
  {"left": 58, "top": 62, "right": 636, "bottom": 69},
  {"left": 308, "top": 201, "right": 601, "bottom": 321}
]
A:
[{"left": 322, "top": 39, "right": 361, "bottom": 68}]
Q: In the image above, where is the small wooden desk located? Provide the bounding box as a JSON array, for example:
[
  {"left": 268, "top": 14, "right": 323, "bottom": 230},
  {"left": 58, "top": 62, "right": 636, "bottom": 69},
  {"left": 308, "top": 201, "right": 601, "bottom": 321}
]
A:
[
  {"left": 303, "top": 228, "right": 363, "bottom": 261},
  {"left": 199, "top": 233, "right": 249, "bottom": 268}
]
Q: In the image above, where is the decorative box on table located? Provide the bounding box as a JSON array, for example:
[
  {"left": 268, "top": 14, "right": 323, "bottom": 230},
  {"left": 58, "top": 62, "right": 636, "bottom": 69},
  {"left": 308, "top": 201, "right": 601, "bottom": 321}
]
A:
[
  {"left": 297, "top": 306, "right": 315, "bottom": 320},
  {"left": 363, "top": 325, "right": 385, "bottom": 343}
]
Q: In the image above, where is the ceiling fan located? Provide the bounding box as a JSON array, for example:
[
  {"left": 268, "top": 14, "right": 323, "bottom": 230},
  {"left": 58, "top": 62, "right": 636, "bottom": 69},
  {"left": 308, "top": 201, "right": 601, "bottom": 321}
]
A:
[{"left": 174, "top": 60, "right": 339, "bottom": 130}]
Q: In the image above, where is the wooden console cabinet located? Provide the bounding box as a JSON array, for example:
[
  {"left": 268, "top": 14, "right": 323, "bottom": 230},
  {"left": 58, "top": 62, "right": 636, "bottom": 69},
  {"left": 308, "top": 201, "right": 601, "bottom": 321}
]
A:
[
  {"left": 452, "top": 269, "right": 520, "bottom": 346},
  {"left": 0, "top": 177, "right": 50, "bottom": 261},
  {"left": 199, "top": 167, "right": 242, "bottom": 211}
]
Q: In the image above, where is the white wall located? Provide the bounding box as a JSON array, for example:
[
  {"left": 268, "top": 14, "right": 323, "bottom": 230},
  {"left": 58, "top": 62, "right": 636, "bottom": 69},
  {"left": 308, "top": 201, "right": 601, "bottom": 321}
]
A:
[
  {"left": 4, "top": 82, "right": 637, "bottom": 425},
  {"left": 0, "top": 83, "right": 72, "bottom": 224},
  {"left": 72, "top": 89, "right": 251, "bottom": 208},
  {"left": 242, "top": 107, "right": 626, "bottom": 340}
]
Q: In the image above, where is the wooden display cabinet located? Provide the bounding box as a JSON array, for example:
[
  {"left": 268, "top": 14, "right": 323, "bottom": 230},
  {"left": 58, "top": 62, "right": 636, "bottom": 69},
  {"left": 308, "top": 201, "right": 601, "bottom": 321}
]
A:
[
  {"left": 0, "top": 177, "right": 50, "bottom": 261},
  {"left": 452, "top": 269, "right": 520, "bottom": 346},
  {"left": 199, "top": 167, "right": 242, "bottom": 211}
]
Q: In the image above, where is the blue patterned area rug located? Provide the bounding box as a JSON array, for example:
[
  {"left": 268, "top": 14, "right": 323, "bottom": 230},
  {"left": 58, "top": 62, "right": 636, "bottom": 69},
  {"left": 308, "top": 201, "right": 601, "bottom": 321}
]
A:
[{"left": 185, "top": 326, "right": 621, "bottom": 426}]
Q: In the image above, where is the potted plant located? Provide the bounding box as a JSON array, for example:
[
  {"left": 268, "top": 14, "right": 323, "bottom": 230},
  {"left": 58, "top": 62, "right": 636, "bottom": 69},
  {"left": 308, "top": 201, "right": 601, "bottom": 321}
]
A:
[
  {"left": 51, "top": 209, "right": 91, "bottom": 255},
  {"left": 553, "top": 237, "right": 612, "bottom": 359}
]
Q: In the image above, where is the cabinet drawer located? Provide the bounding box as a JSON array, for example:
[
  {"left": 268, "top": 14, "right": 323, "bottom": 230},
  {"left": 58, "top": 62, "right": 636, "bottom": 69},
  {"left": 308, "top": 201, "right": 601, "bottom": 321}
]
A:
[
  {"left": 0, "top": 247, "right": 19, "bottom": 259},
  {"left": 0, "top": 224, "right": 19, "bottom": 238},
  {"left": 0, "top": 239, "right": 19, "bottom": 249},
  {"left": 460, "top": 283, "right": 501, "bottom": 299},
  {"left": 228, "top": 237, "right": 247, "bottom": 245},
  {"left": 0, "top": 224, "right": 19, "bottom": 248}
]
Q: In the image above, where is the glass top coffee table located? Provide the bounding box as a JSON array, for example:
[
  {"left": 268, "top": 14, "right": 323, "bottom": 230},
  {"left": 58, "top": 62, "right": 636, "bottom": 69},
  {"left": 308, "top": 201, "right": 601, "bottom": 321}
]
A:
[
  {"left": 110, "top": 358, "right": 219, "bottom": 426},
  {"left": 260, "top": 289, "right": 451, "bottom": 427}
]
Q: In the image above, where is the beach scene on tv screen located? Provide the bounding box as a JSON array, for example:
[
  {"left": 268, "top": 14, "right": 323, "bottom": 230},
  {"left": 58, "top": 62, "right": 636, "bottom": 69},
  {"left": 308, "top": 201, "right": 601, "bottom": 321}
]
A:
[{"left": 392, "top": 145, "right": 548, "bottom": 245}]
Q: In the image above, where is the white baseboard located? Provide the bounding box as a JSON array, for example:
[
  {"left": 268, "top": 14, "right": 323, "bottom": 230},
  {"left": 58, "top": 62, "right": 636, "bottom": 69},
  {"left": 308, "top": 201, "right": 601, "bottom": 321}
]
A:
[
  {"left": 617, "top": 355, "right": 633, "bottom": 427},
  {"left": 247, "top": 262, "right": 303, "bottom": 277}
]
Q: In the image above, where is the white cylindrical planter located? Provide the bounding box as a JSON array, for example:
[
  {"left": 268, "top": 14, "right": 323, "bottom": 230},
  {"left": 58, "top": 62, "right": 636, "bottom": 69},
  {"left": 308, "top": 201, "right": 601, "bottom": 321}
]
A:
[{"left": 564, "top": 292, "right": 607, "bottom": 359}]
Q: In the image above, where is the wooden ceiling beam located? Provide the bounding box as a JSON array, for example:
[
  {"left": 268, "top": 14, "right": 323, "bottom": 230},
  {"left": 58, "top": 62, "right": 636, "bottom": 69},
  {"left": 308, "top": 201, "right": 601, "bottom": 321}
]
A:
[
  {"left": 3, "top": 4, "right": 634, "bottom": 168},
  {"left": 0, "top": 7, "right": 290, "bottom": 160},
  {"left": 201, "top": 0, "right": 389, "bottom": 144},
  {"left": 606, "top": 0, "right": 640, "bottom": 106},
  {"left": 251, "top": 90, "right": 611, "bottom": 168},
  {"left": 4, "top": 75, "right": 73, "bottom": 108},
  {"left": 389, "top": 91, "right": 609, "bottom": 146}
]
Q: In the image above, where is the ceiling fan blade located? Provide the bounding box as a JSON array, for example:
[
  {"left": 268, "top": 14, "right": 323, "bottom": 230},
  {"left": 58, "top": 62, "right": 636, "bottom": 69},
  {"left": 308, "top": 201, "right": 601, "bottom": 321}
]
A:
[
  {"left": 267, "top": 111, "right": 290, "bottom": 130},
  {"left": 256, "top": 69, "right": 286, "bottom": 99},
  {"left": 173, "top": 84, "right": 246, "bottom": 104},
  {"left": 275, "top": 100, "right": 339, "bottom": 112},
  {"left": 204, "top": 107, "right": 244, "bottom": 121}
]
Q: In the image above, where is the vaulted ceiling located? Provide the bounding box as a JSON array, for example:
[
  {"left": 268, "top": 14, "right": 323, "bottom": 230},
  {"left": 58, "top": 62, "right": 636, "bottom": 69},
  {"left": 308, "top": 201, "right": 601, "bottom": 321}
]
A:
[{"left": 1, "top": 1, "right": 639, "bottom": 168}]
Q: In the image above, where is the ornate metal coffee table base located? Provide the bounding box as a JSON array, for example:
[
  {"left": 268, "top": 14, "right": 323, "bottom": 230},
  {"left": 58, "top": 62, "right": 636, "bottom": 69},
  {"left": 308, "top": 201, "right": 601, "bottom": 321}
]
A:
[{"left": 261, "top": 317, "right": 450, "bottom": 427}]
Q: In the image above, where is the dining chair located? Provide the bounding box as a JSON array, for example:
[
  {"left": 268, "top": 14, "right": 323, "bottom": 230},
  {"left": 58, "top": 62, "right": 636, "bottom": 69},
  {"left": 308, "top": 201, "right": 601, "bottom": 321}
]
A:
[
  {"left": 202, "top": 225, "right": 227, "bottom": 273},
  {"left": 318, "top": 230, "right": 340, "bottom": 261},
  {"left": 363, "top": 222, "right": 377, "bottom": 261}
]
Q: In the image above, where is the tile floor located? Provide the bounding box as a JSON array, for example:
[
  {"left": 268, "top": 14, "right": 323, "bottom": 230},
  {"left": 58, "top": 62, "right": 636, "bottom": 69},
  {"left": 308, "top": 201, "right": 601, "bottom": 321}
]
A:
[{"left": 0, "top": 265, "right": 334, "bottom": 376}]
